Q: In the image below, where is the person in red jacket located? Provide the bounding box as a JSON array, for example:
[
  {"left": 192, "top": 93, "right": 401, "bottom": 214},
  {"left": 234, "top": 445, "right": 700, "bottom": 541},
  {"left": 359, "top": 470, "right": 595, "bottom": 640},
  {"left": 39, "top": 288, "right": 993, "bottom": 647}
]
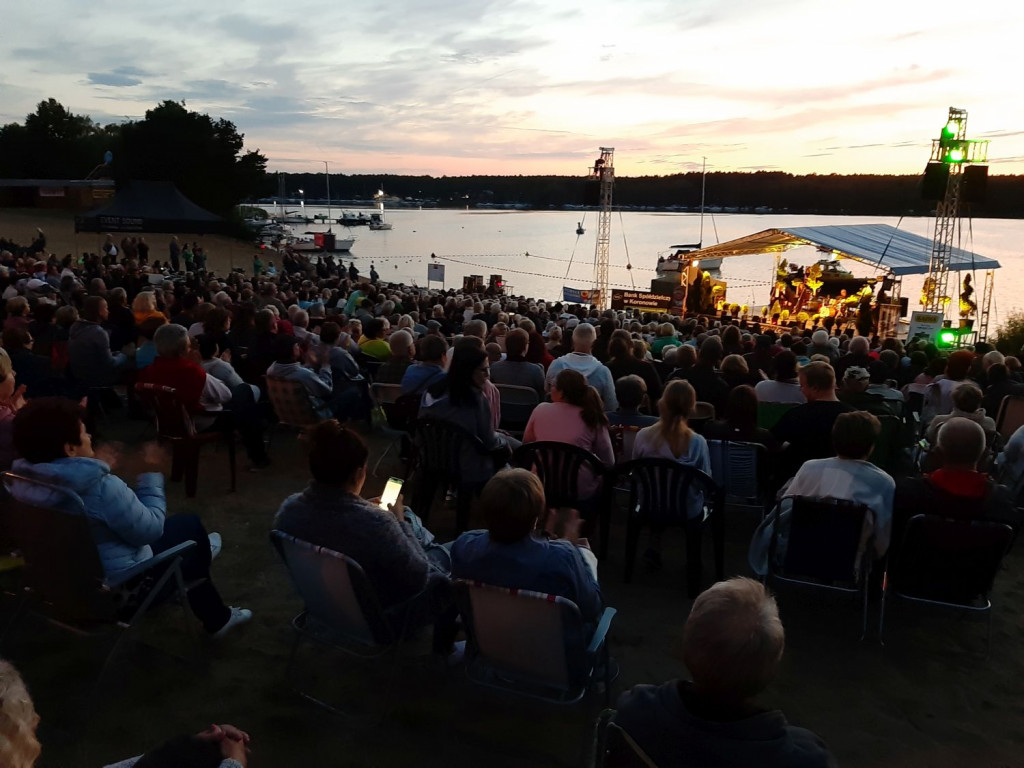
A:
[{"left": 138, "top": 324, "right": 270, "bottom": 470}]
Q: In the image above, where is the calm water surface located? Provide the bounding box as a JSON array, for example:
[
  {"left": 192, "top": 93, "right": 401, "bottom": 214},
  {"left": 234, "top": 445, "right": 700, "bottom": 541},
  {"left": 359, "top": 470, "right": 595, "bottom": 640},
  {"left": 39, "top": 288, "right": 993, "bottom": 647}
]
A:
[{"left": 263, "top": 207, "right": 1024, "bottom": 323}]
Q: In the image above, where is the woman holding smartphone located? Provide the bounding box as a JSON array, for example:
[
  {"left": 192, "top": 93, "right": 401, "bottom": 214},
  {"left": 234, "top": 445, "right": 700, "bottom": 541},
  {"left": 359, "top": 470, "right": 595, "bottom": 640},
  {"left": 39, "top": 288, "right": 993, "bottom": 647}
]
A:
[{"left": 273, "top": 421, "right": 451, "bottom": 632}]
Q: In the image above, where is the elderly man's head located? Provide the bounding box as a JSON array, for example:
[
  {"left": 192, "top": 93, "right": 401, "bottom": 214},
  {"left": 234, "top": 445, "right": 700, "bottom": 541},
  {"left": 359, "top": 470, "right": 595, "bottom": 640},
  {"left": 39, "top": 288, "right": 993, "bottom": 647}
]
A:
[
  {"left": 682, "top": 578, "right": 785, "bottom": 704},
  {"left": 937, "top": 416, "right": 987, "bottom": 468},
  {"left": 571, "top": 322, "right": 597, "bottom": 353},
  {"left": 505, "top": 328, "right": 529, "bottom": 360},
  {"left": 154, "top": 323, "right": 190, "bottom": 359},
  {"left": 389, "top": 329, "right": 415, "bottom": 360},
  {"left": 848, "top": 336, "right": 870, "bottom": 356}
]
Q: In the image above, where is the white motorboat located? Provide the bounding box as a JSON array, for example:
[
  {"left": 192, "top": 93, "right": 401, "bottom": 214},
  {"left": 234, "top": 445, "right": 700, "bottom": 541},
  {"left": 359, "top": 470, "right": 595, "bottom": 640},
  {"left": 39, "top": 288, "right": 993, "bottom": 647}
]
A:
[{"left": 369, "top": 188, "right": 394, "bottom": 230}]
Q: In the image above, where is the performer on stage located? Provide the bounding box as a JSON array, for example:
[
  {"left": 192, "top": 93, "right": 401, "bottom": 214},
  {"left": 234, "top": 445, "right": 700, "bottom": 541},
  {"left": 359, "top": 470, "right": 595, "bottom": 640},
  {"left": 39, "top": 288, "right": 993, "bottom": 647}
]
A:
[{"left": 960, "top": 274, "right": 977, "bottom": 318}]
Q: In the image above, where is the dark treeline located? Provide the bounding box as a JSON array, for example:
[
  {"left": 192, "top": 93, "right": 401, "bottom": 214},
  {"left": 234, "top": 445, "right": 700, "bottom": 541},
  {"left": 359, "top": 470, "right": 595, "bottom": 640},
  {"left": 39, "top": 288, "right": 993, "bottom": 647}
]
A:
[
  {"left": 2, "top": 98, "right": 1022, "bottom": 217},
  {"left": 279, "top": 170, "right": 1024, "bottom": 218},
  {"left": 0, "top": 99, "right": 269, "bottom": 216}
]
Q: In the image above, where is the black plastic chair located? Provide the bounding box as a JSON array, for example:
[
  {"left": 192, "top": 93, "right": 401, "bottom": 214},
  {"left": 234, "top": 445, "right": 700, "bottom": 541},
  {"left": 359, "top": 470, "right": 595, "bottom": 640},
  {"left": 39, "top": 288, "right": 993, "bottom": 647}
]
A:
[
  {"left": 616, "top": 458, "right": 724, "bottom": 598},
  {"left": 513, "top": 441, "right": 613, "bottom": 558},
  {"left": 870, "top": 415, "right": 904, "bottom": 476},
  {"left": 411, "top": 417, "right": 494, "bottom": 532},
  {"left": 767, "top": 496, "right": 872, "bottom": 639},
  {"left": 880, "top": 514, "right": 1014, "bottom": 649}
]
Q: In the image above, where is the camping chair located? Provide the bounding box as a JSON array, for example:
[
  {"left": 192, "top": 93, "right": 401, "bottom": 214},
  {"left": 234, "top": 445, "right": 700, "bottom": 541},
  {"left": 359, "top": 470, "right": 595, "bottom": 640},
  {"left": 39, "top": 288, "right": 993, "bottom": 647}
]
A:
[
  {"left": 591, "top": 709, "right": 660, "bottom": 768},
  {"left": 0, "top": 472, "right": 196, "bottom": 683},
  {"left": 266, "top": 374, "right": 325, "bottom": 430},
  {"left": 757, "top": 401, "right": 796, "bottom": 431},
  {"left": 512, "top": 441, "right": 613, "bottom": 560},
  {"left": 879, "top": 514, "right": 1014, "bottom": 650},
  {"left": 766, "top": 496, "right": 872, "bottom": 639},
  {"left": 369, "top": 383, "right": 419, "bottom": 477},
  {"left": 134, "top": 383, "right": 237, "bottom": 498},
  {"left": 616, "top": 459, "right": 725, "bottom": 598},
  {"left": 453, "top": 580, "right": 616, "bottom": 705},
  {"left": 495, "top": 384, "right": 540, "bottom": 436},
  {"left": 270, "top": 531, "right": 429, "bottom": 716},
  {"left": 707, "top": 439, "right": 768, "bottom": 514},
  {"left": 411, "top": 417, "right": 494, "bottom": 532},
  {"left": 995, "top": 395, "right": 1024, "bottom": 443}
]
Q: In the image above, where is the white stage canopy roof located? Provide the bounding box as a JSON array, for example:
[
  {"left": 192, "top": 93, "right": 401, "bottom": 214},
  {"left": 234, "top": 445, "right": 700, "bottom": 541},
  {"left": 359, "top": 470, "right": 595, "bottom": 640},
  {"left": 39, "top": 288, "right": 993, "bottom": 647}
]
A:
[{"left": 686, "top": 224, "right": 999, "bottom": 276}]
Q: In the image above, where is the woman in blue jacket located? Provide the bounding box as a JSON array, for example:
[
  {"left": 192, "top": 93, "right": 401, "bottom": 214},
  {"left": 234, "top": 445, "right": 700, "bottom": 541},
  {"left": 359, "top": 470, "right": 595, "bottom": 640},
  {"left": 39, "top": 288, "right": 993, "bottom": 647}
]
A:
[{"left": 8, "top": 397, "right": 250, "bottom": 638}]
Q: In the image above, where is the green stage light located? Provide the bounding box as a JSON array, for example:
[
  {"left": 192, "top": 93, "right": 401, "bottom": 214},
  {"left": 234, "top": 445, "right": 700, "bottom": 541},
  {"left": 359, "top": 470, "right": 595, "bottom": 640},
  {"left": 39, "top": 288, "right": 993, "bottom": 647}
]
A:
[
  {"left": 942, "top": 121, "right": 958, "bottom": 139},
  {"left": 948, "top": 148, "right": 965, "bottom": 163},
  {"left": 938, "top": 329, "right": 958, "bottom": 346}
]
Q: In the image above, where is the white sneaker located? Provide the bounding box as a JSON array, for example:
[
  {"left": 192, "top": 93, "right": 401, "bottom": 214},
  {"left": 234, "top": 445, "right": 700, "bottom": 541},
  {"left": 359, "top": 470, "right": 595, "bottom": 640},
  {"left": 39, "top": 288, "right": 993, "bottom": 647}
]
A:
[
  {"left": 208, "top": 532, "right": 223, "bottom": 561},
  {"left": 212, "top": 607, "right": 252, "bottom": 639}
]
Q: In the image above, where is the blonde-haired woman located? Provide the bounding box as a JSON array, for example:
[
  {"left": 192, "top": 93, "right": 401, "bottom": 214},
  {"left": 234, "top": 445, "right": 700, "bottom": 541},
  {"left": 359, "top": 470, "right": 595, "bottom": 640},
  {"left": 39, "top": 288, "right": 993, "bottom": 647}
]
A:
[
  {"left": 632, "top": 380, "right": 712, "bottom": 569},
  {"left": 0, "top": 660, "right": 41, "bottom": 768},
  {"left": 131, "top": 291, "right": 165, "bottom": 326}
]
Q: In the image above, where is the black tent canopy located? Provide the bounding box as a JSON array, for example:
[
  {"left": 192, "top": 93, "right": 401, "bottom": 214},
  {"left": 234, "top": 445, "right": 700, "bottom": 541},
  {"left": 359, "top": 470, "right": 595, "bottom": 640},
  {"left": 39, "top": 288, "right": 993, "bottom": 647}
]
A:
[{"left": 74, "top": 180, "right": 225, "bottom": 234}]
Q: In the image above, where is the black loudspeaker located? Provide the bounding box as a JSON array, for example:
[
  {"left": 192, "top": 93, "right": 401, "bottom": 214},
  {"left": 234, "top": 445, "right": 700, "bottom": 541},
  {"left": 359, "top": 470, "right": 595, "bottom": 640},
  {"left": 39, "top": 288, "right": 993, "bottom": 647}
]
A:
[
  {"left": 899, "top": 297, "right": 909, "bottom": 317},
  {"left": 922, "top": 162, "right": 950, "bottom": 200},
  {"left": 583, "top": 180, "right": 600, "bottom": 206},
  {"left": 962, "top": 165, "right": 988, "bottom": 203}
]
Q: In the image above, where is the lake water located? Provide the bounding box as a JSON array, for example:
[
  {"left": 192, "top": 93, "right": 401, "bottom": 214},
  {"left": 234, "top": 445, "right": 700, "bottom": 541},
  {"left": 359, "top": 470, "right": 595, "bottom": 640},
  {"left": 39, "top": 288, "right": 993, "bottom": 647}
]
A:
[{"left": 261, "top": 206, "right": 1023, "bottom": 325}]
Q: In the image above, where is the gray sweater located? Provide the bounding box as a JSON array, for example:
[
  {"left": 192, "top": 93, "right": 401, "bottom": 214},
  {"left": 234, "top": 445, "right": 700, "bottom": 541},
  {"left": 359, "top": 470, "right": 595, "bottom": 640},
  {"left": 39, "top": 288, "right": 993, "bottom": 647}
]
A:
[{"left": 273, "top": 483, "right": 435, "bottom": 608}]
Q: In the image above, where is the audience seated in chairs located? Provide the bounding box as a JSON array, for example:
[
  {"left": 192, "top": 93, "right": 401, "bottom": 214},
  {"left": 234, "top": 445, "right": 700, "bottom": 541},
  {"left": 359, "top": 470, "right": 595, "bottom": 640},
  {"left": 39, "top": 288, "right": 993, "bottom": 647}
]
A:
[
  {"left": 924, "top": 383, "right": 996, "bottom": 446},
  {"left": 632, "top": 379, "right": 712, "bottom": 570},
  {"left": 315, "top": 322, "right": 371, "bottom": 422},
  {"left": 605, "top": 330, "right": 662, "bottom": 406},
  {"left": 838, "top": 366, "right": 902, "bottom": 419},
  {"left": 68, "top": 295, "right": 130, "bottom": 388},
  {"left": 703, "top": 384, "right": 781, "bottom": 454},
  {"left": 607, "top": 374, "right": 658, "bottom": 429},
  {"left": 374, "top": 329, "right": 415, "bottom": 384},
  {"left": 421, "top": 346, "right": 518, "bottom": 485},
  {"left": 2, "top": 327, "right": 61, "bottom": 398},
  {"left": 138, "top": 324, "right": 270, "bottom": 471},
  {"left": 358, "top": 318, "right": 392, "bottom": 362},
  {"left": 266, "top": 334, "right": 335, "bottom": 419},
  {"left": 771, "top": 361, "right": 853, "bottom": 484},
  {"left": 400, "top": 334, "right": 448, "bottom": 398},
  {"left": 750, "top": 411, "right": 895, "bottom": 578},
  {"left": 613, "top": 577, "right": 836, "bottom": 768},
  {"left": 489, "top": 328, "right": 545, "bottom": 398},
  {"left": 981, "top": 363, "right": 1024, "bottom": 423},
  {"left": 523, "top": 369, "right": 614, "bottom": 502},
  {"left": 273, "top": 421, "right": 453, "bottom": 649},
  {"left": 0, "top": 366, "right": 27, "bottom": 471},
  {"left": 7, "top": 397, "right": 251, "bottom": 638},
  {"left": 922, "top": 350, "right": 975, "bottom": 422},
  {"left": 897, "top": 417, "right": 1021, "bottom": 550},
  {"left": 451, "top": 468, "right": 602, "bottom": 632},
  {"left": 545, "top": 322, "right": 618, "bottom": 411}
]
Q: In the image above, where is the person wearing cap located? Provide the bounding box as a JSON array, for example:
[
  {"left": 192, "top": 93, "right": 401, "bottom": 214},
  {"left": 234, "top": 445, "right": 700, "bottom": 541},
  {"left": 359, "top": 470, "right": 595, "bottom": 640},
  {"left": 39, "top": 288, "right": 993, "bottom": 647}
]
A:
[{"left": 838, "top": 365, "right": 900, "bottom": 419}]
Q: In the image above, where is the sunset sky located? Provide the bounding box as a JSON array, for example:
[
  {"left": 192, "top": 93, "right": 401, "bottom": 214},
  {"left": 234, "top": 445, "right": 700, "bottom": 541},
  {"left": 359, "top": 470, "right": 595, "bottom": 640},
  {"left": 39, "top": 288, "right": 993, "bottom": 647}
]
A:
[{"left": 3, "top": 0, "right": 1022, "bottom": 177}]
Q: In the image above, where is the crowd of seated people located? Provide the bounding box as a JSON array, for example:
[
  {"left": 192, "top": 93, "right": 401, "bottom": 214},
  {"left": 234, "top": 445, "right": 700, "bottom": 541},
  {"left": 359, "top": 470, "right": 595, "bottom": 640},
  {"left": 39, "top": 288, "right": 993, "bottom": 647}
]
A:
[{"left": 2, "top": 234, "right": 1024, "bottom": 766}]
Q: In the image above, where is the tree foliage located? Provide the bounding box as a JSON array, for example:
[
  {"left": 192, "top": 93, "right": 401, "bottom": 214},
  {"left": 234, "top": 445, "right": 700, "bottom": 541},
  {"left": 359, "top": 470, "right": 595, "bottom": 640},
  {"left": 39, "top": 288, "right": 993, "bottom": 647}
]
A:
[
  {"left": 0, "top": 98, "right": 269, "bottom": 215},
  {"left": 993, "top": 311, "right": 1024, "bottom": 355}
]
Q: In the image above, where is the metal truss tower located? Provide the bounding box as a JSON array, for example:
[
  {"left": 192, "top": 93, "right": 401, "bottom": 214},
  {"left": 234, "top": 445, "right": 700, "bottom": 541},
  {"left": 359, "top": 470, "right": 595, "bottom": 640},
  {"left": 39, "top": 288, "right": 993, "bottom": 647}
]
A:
[
  {"left": 922, "top": 108, "right": 988, "bottom": 317},
  {"left": 592, "top": 148, "right": 614, "bottom": 310}
]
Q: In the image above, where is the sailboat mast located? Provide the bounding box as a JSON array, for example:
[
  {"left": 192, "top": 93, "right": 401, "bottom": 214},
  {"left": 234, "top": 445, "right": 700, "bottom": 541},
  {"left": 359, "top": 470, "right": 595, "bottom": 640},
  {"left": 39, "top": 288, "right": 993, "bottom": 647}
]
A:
[
  {"left": 324, "top": 161, "right": 331, "bottom": 228},
  {"left": 698, "top": 156, "right": 706, "bottom": 248}
]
